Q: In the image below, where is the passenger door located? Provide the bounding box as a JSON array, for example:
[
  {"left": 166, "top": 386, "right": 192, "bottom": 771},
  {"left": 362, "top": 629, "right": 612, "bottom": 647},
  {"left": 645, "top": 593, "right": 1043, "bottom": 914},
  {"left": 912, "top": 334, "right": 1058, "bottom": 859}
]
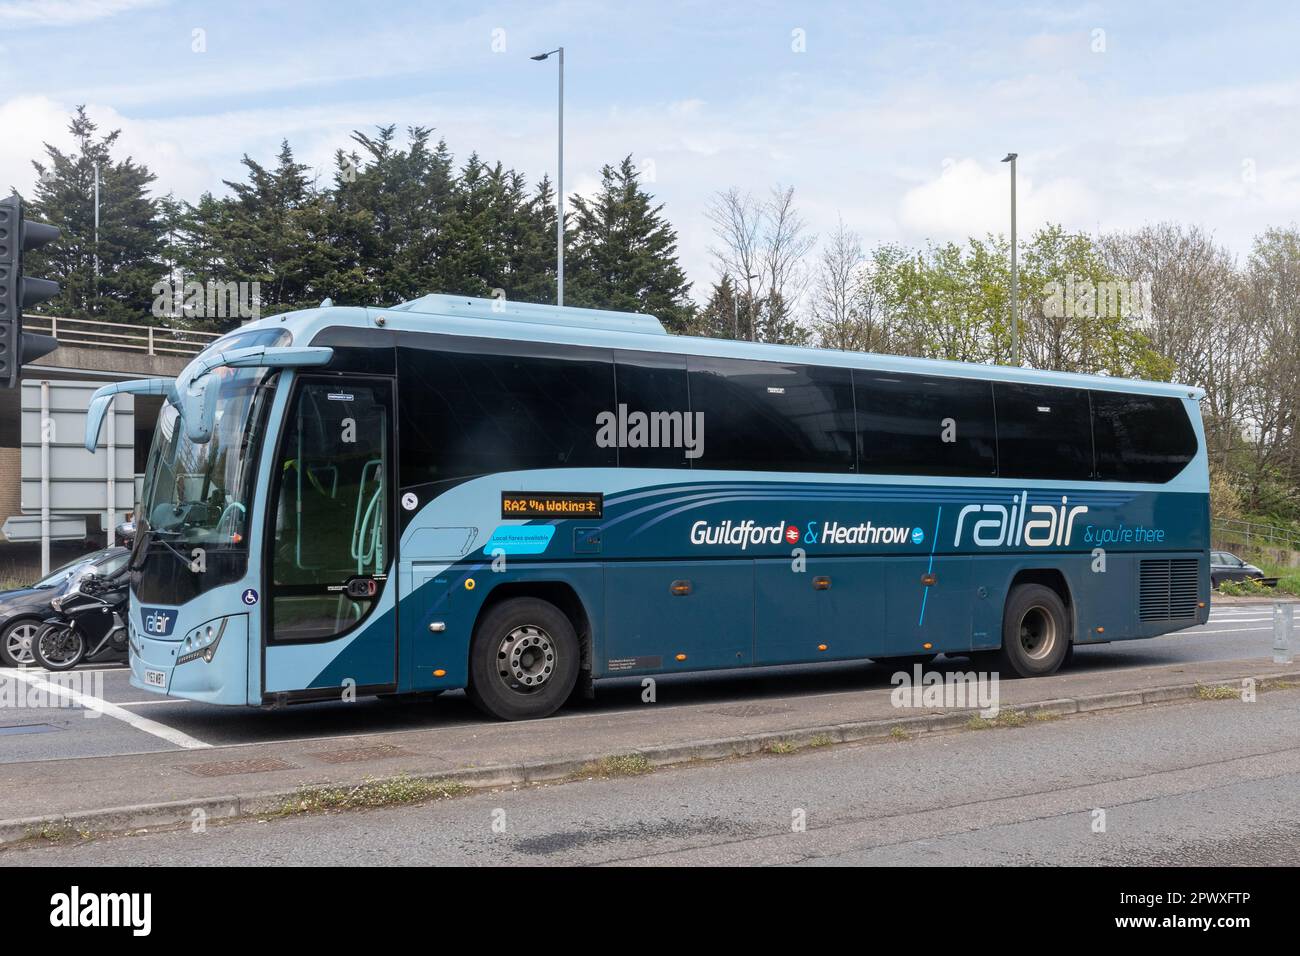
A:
[{"left": 263, "top": 376, "right": 397, "bottom": 693}]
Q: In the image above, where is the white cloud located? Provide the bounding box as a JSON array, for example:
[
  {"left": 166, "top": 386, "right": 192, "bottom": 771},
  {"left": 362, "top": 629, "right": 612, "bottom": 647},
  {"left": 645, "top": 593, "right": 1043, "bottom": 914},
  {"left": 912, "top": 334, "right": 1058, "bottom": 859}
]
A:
[
  {"left": 0, "top": 0, "right": 162, "bottom": 29},
  {"left": 898, "top": 158, "right": 1095, "bottom": 242},
  {"left": 0, "top": 95, "right": 69, "bottom": 193}
]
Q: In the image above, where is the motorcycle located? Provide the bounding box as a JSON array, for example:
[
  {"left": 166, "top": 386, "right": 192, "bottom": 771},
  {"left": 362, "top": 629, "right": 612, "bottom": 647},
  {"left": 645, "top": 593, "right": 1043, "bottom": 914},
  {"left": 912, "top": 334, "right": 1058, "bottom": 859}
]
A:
[{"left": 31, "top": 570, "right": 129, "bottom": 671}]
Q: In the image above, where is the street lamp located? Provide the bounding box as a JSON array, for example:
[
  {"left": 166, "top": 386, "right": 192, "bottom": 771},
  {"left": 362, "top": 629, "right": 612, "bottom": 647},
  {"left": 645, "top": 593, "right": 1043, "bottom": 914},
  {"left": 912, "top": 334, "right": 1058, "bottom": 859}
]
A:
[
  {"left": 733, "top": 272, "right": 758, "bottom": 341},
  {"left": 93, "top": 161, "right": 100, "bottom": 314},
  {"left": 532, "top": 47, "right": 565, "bottom": 306},
  {"left": 1002, "top": 152, "right": 1018, "bottom": 365}
]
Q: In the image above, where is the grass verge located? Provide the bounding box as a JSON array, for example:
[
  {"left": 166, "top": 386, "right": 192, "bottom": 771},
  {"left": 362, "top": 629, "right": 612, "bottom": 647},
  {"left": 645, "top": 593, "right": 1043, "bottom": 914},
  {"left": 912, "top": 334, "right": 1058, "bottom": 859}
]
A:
[
  {"left": 269, "top": 774, "right": 467, "bottom": 817},
  {"left": 571, "top": 753, "right": 653, "bottom": 778}
]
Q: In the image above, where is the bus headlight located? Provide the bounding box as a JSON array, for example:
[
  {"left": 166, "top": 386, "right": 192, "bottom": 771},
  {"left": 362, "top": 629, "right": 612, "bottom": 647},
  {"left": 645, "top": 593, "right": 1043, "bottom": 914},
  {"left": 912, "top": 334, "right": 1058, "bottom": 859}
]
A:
[{"left": 177, "top": 618, "right": 228, "bottom": 665}]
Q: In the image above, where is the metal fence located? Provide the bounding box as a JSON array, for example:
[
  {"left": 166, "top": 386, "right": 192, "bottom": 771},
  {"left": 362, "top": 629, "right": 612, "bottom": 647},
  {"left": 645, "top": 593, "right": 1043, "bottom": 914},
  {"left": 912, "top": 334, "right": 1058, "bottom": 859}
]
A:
[
  {"left": 1212, "top": 517, "right": 1300, "bottom": 555},
  {"left": 24, "top": 315, "right": 223, "bottom": 357}
]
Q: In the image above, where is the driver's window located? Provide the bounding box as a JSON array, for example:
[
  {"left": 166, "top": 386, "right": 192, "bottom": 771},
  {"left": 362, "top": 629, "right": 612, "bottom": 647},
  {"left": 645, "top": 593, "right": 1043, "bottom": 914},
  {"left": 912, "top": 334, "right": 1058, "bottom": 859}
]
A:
[{"left": 269, "top": 381, "right": 390, "bottom": 643}]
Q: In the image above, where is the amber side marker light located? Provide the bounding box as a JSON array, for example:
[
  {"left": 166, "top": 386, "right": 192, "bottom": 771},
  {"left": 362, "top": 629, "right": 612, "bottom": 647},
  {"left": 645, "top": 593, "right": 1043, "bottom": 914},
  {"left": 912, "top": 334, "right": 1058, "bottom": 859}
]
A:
[
  {"left": 1096, "top": 626, "right": 1105, "bottom": 634},
  {"left": 675, "top": 653, "right": 687, "bottom": 662},
  {"left": 922, "top": 642, "right": 933, "bottom": 650},
  {"left": 817, "top": 643, "right": 828, "bottom": 652},
  {"left": 433, "top": 669, "right": 446, "bottom": 678},
  {"left": 670, "top": 580, "right": 691, "bottom": 595}
]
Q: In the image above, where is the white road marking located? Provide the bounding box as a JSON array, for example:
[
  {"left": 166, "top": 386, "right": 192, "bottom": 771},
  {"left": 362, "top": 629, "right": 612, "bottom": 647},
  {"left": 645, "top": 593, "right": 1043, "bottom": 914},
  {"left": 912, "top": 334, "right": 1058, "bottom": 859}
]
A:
[
  {"left": 3, "top": 667, "right": 211, "bottom": 749},
  {"left": 1, "top": 616, "right": 1284, "bottom": 757},
  {"left": 116, "top": 698, "right": 187, "bottom": 707}
]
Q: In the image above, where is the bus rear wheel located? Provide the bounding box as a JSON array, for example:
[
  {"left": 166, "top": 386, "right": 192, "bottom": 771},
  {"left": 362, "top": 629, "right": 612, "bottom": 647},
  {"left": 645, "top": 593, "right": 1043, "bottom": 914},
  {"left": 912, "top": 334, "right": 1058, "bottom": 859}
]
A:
[
  {"left": 466, "top": 597, "right": 579, "bottom": 721},
  {"left": 998, "top": 584, "right": 1070, "bottom": 678}
]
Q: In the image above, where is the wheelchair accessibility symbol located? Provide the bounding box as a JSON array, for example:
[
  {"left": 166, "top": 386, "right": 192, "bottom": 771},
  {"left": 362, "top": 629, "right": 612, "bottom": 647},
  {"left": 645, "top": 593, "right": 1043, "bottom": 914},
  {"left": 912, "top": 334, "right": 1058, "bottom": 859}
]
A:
[{"left": 242, "top": 588, "right": 259, "bottom": 606}]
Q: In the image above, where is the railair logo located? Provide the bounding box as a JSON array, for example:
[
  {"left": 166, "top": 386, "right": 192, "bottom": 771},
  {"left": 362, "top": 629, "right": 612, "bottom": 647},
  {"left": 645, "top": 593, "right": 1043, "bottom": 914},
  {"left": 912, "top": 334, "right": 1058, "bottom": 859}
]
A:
[
  {"left": 954, "top": 493, "right": 1088, "bottom": 549},
  {"left": 141, "top": 607, "right": 177, "bottom": 637}
]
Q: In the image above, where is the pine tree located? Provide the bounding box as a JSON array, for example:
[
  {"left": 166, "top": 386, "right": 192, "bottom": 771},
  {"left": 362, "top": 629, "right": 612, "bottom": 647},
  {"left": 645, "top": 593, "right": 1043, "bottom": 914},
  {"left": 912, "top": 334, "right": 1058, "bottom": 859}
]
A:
[
  {"left": 689, "top": 274, "right": 743, "bottom": 338},
  {"left": 566, "top": 156, "right": 694, "bottom": 331},
  {"left": 511, "top": 175, "right": 559, "bottom": 305},
  {"left": 207, "top": 140, "right": 322, "bottom": 315},
  {"left": 323, "top": 126, "right": 454, "bottom": 305},
  {"left": 23, "top": 106, "right": 166, "bottom": 323},
  {"left": 436, "top": 152, "right": 496, "bottom": 298}
]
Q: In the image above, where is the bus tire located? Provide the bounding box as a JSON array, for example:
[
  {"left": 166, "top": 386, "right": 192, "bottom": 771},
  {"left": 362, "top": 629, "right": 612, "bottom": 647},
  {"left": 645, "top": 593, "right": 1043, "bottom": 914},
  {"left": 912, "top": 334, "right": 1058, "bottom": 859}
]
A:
[
  {"left": 466, "top": 597, "right": 579, "bottom": 721},
  {"left": 998, "top": 584, "right": 1070, "bottom": 678}
]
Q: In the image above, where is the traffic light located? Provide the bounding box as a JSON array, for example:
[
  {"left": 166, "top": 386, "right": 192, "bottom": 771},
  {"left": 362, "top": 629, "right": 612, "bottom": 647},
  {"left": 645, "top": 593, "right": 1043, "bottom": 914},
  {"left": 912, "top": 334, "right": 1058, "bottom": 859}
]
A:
[{"left": 0, "top": 194, "right": 60, "bottom": 389}]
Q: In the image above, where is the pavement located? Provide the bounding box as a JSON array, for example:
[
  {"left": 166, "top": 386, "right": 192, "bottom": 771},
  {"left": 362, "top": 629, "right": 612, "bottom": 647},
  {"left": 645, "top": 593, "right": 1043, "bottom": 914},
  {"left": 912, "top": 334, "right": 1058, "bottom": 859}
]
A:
[{"left": 1, "top": 641, "right": 1296, "bottom": 845}]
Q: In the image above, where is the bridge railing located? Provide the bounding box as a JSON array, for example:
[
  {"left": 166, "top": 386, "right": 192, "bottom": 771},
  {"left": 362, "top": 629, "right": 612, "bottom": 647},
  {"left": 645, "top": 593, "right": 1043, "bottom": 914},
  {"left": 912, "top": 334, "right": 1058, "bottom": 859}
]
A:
[
  {"left": 1212, "top": 517, "right": 1300, "bottom": 555},
  {"left": 23, "top": 315, "right": 223, "bottom": 357}
]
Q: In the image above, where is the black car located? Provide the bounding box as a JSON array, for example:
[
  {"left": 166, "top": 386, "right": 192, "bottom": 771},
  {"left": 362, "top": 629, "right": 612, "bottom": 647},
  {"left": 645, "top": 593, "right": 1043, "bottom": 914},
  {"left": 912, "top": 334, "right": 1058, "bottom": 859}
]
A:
[
  {"left": 0, "top": 547, "right": 130, "bottom": 667},
  {"left": 1209, "top": 550, "right": 1270, "bottom": 589}
]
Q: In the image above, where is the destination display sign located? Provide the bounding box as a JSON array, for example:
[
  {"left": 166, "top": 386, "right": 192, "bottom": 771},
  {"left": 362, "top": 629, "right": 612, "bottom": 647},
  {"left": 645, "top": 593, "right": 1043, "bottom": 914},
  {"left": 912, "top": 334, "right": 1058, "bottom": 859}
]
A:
[{"left": 501, "top": 491, "right": 604, "bottom": 519}]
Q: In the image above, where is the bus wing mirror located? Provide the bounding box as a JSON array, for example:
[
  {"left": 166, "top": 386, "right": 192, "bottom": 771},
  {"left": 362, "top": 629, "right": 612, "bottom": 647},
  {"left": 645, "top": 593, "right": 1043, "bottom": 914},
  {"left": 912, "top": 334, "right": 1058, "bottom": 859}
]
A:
[
  {"left": 182, "top": 372, "right": 224, "bottom": 443},
  {"left": 217, "top": 345, "right": 334, "bottom": 371},
  {"left": 176, "top": 346, "right": 333, "bottom": 444},
  {"left": 179, "top": 345, "right": 334, "bottom": 391},
  {"left": 84, "top": 378, "right": 178, "bottom": 452}
]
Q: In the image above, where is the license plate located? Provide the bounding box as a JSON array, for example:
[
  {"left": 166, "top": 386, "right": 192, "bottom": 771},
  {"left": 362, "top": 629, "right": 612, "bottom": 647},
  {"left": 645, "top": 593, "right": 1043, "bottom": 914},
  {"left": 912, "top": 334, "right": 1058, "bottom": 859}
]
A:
[{"left": 143, "top": 669, "right": 166, "bottom": 688}]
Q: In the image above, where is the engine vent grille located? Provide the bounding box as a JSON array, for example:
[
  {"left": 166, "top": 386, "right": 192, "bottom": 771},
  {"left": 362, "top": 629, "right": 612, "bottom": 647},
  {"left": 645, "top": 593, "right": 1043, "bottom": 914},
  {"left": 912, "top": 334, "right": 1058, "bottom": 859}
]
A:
[{"left": 1139, "top": 559, "right": 1199, "bottom": 622}]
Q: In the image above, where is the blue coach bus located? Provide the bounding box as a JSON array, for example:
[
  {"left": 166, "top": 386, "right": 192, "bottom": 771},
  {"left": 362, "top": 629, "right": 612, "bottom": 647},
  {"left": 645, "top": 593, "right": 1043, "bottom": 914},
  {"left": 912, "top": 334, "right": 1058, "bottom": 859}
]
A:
[{"left": 85, "top": 295, "right": 1210, "bottom": 720}]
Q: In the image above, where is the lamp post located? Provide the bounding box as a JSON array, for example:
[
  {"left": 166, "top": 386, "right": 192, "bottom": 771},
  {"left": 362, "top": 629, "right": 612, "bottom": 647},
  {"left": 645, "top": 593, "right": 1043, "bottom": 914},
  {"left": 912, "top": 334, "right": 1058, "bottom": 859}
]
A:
[
  {"left": 531, "top": 47, "right": 565, "bottom": 306},
  {"left": 1002, "top": 152, "right": 1018, "bottom": 365},
  {"left": 93, "top": 160, "right": 100, "bottom": 314},
  {"left": 733, "top": 272, "right": 758, "bottom": 341}
]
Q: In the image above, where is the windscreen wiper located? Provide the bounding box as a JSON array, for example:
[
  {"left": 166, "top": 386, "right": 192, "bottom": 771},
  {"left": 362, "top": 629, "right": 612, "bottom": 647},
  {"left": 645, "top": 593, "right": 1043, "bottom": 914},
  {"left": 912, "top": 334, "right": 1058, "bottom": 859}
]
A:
[{"left": 130, "top": 527, "right": 193, "bottom": 572}]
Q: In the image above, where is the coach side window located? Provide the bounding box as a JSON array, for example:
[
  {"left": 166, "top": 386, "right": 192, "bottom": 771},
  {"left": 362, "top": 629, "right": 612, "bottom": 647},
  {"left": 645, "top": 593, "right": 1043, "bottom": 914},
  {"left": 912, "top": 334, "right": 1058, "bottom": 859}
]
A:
[
  {"left": 1091, "top": 391, "right": 1196, "bottom": 483},
  {"left": 855, "top": 373, "right": 997, "bottom": 477},
  {"left": 397, "top": 342, "right": 616, "bottom": 486},
  {"left": 612, "top": 351, "right": 694, "bottom": 468},
  {"left": 994, "top": 383, "right": 1094, "bottom": 480},
  {"left": 686, "top": 356, "right": 856, "bottom": 473}
]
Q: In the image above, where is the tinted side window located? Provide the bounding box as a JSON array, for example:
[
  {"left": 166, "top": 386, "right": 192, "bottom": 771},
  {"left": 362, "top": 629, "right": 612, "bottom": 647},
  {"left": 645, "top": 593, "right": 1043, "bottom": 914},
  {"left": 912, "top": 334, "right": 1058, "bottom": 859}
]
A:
[
  {"left": 687, "top": 357, "right": 855, "bottom": 472},
  {"left": 994, "top": 383, "right": 1093, "bottom": 480},
  {"left": 398, "top": 340, "right": 616, "bottom": 486},
  {"left": 1091, "top": 391, "right": 1196, "bottom": 483},
  {"left": 856, "top": 373, "right": 996, "bottom": 477},
  {"left": 612, "top": 350, "right": 693, "bottom": 468}
]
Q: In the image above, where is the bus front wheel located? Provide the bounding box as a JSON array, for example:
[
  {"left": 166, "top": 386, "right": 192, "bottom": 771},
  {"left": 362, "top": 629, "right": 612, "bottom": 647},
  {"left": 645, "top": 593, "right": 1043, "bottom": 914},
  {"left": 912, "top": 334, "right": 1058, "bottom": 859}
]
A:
[
  {"left": 998, "top": 584, "right": 1070, "bottom": 678},
  {"left": 466, "top": 597, "right": 579, "bottom": 721}
]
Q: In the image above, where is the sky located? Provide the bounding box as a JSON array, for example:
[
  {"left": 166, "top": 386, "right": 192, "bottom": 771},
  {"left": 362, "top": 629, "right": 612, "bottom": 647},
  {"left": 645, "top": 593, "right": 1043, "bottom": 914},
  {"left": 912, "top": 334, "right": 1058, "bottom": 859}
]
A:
[{"left": 1, "top": 0, "right": 1298, "bottom": 300}]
